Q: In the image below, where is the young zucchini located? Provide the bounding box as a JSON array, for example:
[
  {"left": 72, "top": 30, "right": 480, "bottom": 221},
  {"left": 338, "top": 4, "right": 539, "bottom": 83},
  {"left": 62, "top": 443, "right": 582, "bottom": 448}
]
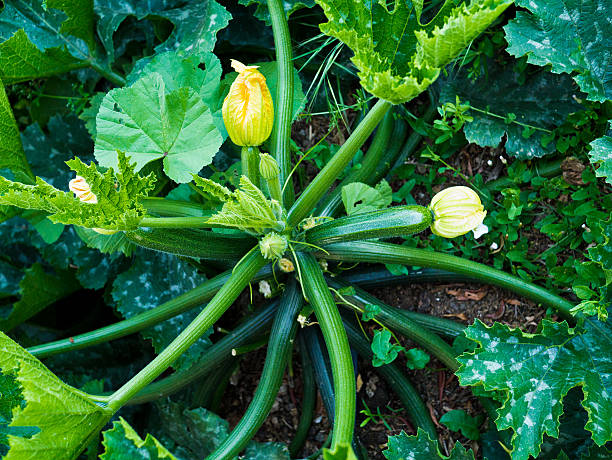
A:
[
  {"left": 305, "top": 205, "right": 432, "bottom": 246},
  {"left": 126, "top": 227, "right": 256, "bottom": 260}
]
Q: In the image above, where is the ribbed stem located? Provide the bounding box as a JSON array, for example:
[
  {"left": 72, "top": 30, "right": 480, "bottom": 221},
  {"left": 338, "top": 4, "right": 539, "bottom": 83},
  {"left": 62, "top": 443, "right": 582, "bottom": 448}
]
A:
[
  {"left": 139, "top": 217, "right": 222, "bottom": 228},
  {"left": 297, "top": 252, "right": 356, "bottom": 451},
  {"left": 328, "top": 277, "right": 458, "bottom": 371},
  {"left": 241, "top": 146, "right": 261, "bottom": 186},
  {"left": 205, "top": 281, "right": 302, "bottom": 459},
  {"left": 287, "top": 100, "right": 392, "bottom": 227},
  {"left": 323, "top": 241, "right": 575, "bottom": 317},
  {"left": 142, "top": 198, "right": 210, "bottom": 217},
  {"left": 342, "top": 317, "right": 436, "bottom": 438},
  {"left": 267, "top": 0, "right": 295, "bottom": 205},
  {"left": 107, "top": 249, "right": 266, "bottom": 411},
  {"left": 28, "top": 267, "right": 272, "bottom": 358}
]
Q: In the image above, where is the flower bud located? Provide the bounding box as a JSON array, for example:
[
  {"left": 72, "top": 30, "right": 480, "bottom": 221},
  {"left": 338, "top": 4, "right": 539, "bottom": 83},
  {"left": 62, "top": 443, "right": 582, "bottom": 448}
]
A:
[
  {"left": 259, "top": 153, "right": 280, "bottom": 180},
  {"left": 69, "top": 176, "right": 117, "bottom": 235},
  {"left": 279, "top": 257, "right": 294, "bottom": 273},
  {"left": 429, "top": 186, "right": 486, "bottom": 238},
  {"left": 259, "top": 232, "right": 288, "bottom": 260},
  {"left": 222, "top": 60, "right": 273, "bottom": 147}
]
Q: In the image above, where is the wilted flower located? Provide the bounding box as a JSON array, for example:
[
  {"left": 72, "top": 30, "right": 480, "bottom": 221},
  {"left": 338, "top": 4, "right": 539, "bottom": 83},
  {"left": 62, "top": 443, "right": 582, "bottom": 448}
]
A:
[
  {"left": 222, "top": 60, "right": 273, "bottom": 147},
  {"left": 429, "top": 186, "right": 486, "bottom": 238},
  {"left": 69, "top": 176, "right": 117, "bottom": 235},
  {"left": 278, "top": 257, "right": 295, "bottom": 273}
]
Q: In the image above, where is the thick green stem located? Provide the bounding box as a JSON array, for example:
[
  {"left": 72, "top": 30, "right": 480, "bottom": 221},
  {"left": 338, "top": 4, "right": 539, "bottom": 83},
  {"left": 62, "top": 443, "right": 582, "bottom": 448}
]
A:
[
  {"left": 342, "top": 317, "right": 437, "bottom": 438},
  {"left": 297, "top": 252, "right": 356, "bottom": 452},
  {"left": 139, "top": 216, "right": 223, "bottom": 229},
  {"left": 206, "top": 281, "right": 302, "bottom": 459},
  {"left": 107, "top": 249, "right": 267, "bottom": 411},
  {"left": 265, "top": 175, "right": 283, "bottom": 205},
  {"left": 323, "top": 241, "right": 575, "bottom": 317},
  {"left": 28, "top": 267, "right": 272, "bottom": 358},
  {"left": 329, "top": 277, "right": 459, "bottom": 370},
  {"left": 289, "top": 333, "right": 317, "bottom": 457},
  {"left": 142, "top": 198, "right": 210, "bottom": 217},
  {"left": 241, "top": 146, "right": 261, "bottom": 186},
  {"left": 267, "top": 0, "right": 295, "bottom": 205},
  {"left": 389, "top": 103, "right": 435, "bottom": 171},
  {"left": 317, "top": 111, "right": 398, "bottom": 217},
  {"left": 287, "top": 99, "right": 392, "bottom": 227}
]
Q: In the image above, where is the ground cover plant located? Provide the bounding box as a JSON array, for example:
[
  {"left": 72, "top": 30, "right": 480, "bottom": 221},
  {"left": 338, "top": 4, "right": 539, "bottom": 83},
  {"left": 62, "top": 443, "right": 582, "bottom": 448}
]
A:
[{"left": 0, "top": 0, "right": 610, "bottom": 459}]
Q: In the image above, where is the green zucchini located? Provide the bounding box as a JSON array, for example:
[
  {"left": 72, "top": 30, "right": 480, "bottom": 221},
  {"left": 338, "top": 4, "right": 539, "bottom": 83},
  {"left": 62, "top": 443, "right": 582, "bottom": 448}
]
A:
[
  {"left": 126, "top": 227, "right": 256, "bottom": 260},
  {"left": 305, "top": 205, "right": 432, "bottom": 246}
]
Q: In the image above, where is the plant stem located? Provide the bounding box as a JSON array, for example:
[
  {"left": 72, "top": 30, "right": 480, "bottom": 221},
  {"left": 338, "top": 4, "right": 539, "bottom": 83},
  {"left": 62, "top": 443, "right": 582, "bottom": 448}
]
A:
[
  {"left": 323, "top": 241, "right": 575, "bottom": 317},
  {"left": 297, "top": 252, "right": 356, "bottom": 451},
  {"left": 287, "top": 99, "right": 392, "bottom": 227},
  {"left": 89, "top": 60, "right": 127, "bottom": 86},
  {"left": 107, "top": 249, "right": 266, "bottom": 411},
  {"left": 343, "top": 267, "right": 474, "bottom": 289},
  {"left": 139, "top": 216, "right": 222, "bottom": 228},
  {"left": 142, "top": 198, "right": 210, "bottom": 217},
  {"left": 205, "top": 281, "right": 302, "bottom": 459},
  {"left": 241, "top": 146, "right": 261, "bottom": 186},
  {"left": 267, "top": 0, "right": 295, "bottom": 206},
  {"left": 27, "top": 266, "right": 273, "bottom": 358}
]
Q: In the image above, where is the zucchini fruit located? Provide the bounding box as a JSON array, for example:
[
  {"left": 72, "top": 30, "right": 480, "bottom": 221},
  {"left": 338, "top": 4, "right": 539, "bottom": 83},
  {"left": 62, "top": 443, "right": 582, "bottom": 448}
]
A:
[
  {"left": 306, "top": 205, "right": 432, "bottom": 246},
  {"left": 126, "top": 227, "right": 255, "bottom": 260}
]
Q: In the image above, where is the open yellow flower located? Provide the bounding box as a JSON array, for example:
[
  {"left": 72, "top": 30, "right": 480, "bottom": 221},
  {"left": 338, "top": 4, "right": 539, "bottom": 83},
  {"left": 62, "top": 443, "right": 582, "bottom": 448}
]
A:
[
  {"left": 429, "top": 186, "right": 486, "bottom": 238},
  {"left": 222, "top": 60, "right": 273, "bottom": 147},
  {"left": 69, "top": 176, "right": 117, "bottom": 235}
]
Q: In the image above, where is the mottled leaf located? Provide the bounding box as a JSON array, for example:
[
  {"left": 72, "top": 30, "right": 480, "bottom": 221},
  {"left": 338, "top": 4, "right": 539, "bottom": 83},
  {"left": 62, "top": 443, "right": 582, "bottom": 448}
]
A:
[
  {"left": 342, "top": 180, "right": 392, "bottom": 216},
  {"left": 95, "top": 72, "right": 223, "bottom": 183},
  {"left": 440, "top": 62, "right": 582, "bottom": 159},
  {"left": 457, "top": 318, "right": 612, "bottom": 460},
  {"left": 383, "top": 428, "right": 475, "bottom": 459},
  {"left": 111, "top": 250, "right": 212, "bottom": 370},
  {"left": 588, "top": 123, "right": 612, "bottom": 186},
  {"left": 504, "top": 0, "right": 612, "bottom": 102},
  {"left": 100, "top": 417, "right": 177, "bottom": 460}
]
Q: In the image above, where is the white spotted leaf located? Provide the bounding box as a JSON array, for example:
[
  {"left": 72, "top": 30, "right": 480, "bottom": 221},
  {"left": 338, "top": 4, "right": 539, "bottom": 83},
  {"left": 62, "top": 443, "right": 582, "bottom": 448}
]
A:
[{"left": 456, "top": 318, "right": 612, "bottom": 460}]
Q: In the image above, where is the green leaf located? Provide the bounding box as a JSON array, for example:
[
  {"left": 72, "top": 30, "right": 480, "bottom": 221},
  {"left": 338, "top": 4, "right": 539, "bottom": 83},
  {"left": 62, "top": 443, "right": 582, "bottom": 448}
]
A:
[
  {"left": 588, "top": 124, "right": 612, "bottom": 186},
  {"left": 111, "top": 250, "right": 212, "bottom": 370},
  {"left": 383, "top": 428, "right": 475, "bottom": 459},
  {"left": 362, "top": 303, "right": 381, "bottom": 322},
  {"left": 207, "top": 175, "right": 282, "bottom": 233},
  {"left": 238, "top": 0, "right": 315, "bottom": 25},
  {"left": 0, "top": 263, "right": 79, "bottom": 332},
  {"left": 342, "top": 180, "right": 392, "bottom": 215},
  {"left": 100, "top": 417, "right": 177, "bottom": 460},
  {"left": 0, "top": 151, "right": 156, "bottom": 231},
  {"left": 243, "top": 442, "right": 291, "bottom": 460},
  {"left": 504, "top": 0, "right": 612, "bottom": 102},
  {"left": 456, "top": 317, "right": 612, "bottom": 460},
  {"left": 94, "top": 0, "right": 231, "bottom": 62},
  {"left": 74, "top": 226, "right": 134, "bottom": 256},
  {"left": 439, "top": 409, "right": 484, "bottom": 441},
  {"left": 0, "top": 0, "right": 92, "bottom": 84},
  {"left": 192, "top": 175, "right": 232, "bottom": 202},
  {"left": 95, "top": 72, "right": 223, "bottom": 183},
  {"left": 315, "top": 0, "right": 512, "bottom": 104},
  {"left": 439, "top": 62, "right": 582, "bottom": 159},
  {"left": 371, "top": 329, "right": 403, "bottom": 367},
  {"left": 0, "top": 331, "right": 112, "bottom": 459},
  {"left": 0, "top": 78, "right": 32, "bottom": 184},
  {"left": 405, "top": 348, "right": 430, "bottom": 370}
]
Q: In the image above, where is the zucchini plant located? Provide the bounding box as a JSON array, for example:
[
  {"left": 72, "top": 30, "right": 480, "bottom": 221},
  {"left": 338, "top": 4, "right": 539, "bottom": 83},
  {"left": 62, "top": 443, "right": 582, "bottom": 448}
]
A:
[{"left": 0, "top": 0, "right": 610, "bottom": 459}]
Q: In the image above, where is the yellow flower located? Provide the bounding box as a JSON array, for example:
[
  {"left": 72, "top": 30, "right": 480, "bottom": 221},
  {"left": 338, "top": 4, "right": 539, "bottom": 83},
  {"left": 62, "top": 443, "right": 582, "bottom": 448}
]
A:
[
  {"left": 429, "top": 186, "right": 486, "bottom": 238},
  {"left": 222, "top": 60, "right": 273, "bottom": 147},
  {"left": 69, "top": 176, "right": 117, "bottom": 235}
]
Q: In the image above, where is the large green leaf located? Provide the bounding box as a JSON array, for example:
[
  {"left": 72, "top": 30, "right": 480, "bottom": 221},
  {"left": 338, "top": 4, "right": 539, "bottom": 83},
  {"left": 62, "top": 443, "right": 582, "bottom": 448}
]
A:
[
  {"left": 504, "top": 0, "right": 612, "bottom": 102},
  {"left": 0, "top": 0, "right": 93, "bottom": 84},
  {"left": 0, "top": 151, "right": 156, "bottom": 231},
  {"left": 111, "top": 250, "right": 212, "bottom": 371},
  {"left": 456, "top": 317, "right": 612, "bottom": 460},
  {"left": 588, "top": 123, "right": 612, "bottom": 186},
  {"left": 383, "top": 428, "right": 475, "bottom": 459},
  {"left": 440, "top": 62, "right": 582, "bottom": 159},
  {"left": 0, "top": 263, "right": 79, "bottom": 332},
  {"left": 94, "top": 0, "right": 231, "bottom": 62},
  {"left": 100, "top": 417, "right": 177, "bottom": 460},
  {"left": 0, "top": 79, "right": 32, "bottom": 183},
  {"left": 0, "top": 331, "right": 112, "bottom": 459},
  {"left": 95, "top": 72, "right": 223, "bottom": 183},
  {"left": 314, "top": 0, "right": 512, "bottom": 104}
]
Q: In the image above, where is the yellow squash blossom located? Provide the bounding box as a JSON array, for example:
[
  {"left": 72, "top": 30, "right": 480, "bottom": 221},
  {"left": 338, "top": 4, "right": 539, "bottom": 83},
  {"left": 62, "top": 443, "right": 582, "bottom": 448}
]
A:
[
  {"left": 222, "top": 60, "right": 273, "bottom": 147},
  {"left": 69, "top": 176, "right": 117, "bottom": 235},
  {"left": 429, "top": 186, "right": 486, "bottom": 238}
]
